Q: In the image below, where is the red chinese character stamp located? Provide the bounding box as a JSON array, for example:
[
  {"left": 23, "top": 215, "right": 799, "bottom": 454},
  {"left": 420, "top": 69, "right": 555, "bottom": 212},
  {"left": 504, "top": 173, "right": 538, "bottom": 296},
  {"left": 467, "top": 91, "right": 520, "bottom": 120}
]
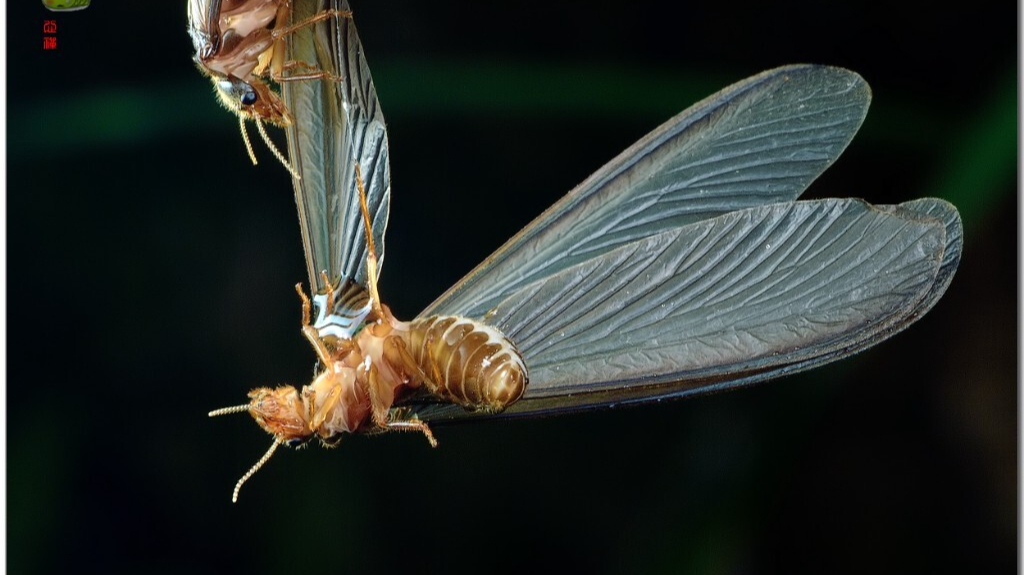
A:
[{"left": 43, "top": 36, "right": 57, "bottom": 50}]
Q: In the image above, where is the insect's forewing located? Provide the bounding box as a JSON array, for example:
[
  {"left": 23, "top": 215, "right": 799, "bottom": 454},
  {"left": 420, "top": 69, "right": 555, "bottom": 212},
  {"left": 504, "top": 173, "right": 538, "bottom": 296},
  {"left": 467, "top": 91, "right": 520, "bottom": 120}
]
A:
[
  {"left": 187, "top": 0, "right": 221, "bottom": 57},
  {"left": 407, "top": 198, "right": 961, "bottom": 422},
  {"left": 283, "top": 0, "right": 389, "bottom": 336},
  {"left": 422, "top": 65, "right": 872, "bottom": 319}
]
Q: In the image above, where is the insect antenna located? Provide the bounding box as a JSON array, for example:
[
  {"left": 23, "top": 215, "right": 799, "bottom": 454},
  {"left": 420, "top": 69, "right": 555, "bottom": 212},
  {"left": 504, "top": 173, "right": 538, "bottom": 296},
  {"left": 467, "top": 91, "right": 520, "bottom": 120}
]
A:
[
  {"left": 208, "top": 404, "right": 251, "bottom": 417},
  {"left": 238, "top": 116, "right": 259, "bottom": 166},
  {"left": 232, "top": 439, "right": 281, "bottom": 503},
  {"left": 254, "top": 117, "right": 302, "bottom": 180}
]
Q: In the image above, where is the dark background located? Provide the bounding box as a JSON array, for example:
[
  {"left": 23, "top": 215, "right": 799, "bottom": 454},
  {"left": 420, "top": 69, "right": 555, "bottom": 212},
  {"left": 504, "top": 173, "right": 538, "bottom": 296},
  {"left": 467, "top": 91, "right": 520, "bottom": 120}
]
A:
[{"left": 8, "top": 1, "right": 1016, "bottom": 574}]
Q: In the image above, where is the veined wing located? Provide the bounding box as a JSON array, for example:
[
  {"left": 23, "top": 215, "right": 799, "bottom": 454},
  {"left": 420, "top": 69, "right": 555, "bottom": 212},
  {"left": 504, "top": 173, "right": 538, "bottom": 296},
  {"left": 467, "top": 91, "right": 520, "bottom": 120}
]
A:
[
  {"left": 283, "top": 0, "right": 388, "bottom": 338},
  {"left": 422, "top": 65, "right": 871, "bottom": 319},
  {"left": 894, "top": 198, "right": 963, "bottom": 313},
  {"left": 406, "top": 198, "right": 961, "bottom": 422}
]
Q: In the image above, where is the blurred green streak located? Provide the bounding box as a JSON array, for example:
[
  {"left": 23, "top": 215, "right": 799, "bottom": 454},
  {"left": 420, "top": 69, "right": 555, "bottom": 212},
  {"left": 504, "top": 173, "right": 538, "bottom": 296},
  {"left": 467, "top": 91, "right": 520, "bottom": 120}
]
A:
[
  {"left": 5, "top": 59, "right": 729, "bottom": 160},
  {"left": 11, "top": 60, "right": 1018, "bottom": 227},
  {"left": 927, "top": 72, "right": 1017, "bottom": 229},
  {"left": 10, "top": 84, "right": 227, "bottom": 158}
]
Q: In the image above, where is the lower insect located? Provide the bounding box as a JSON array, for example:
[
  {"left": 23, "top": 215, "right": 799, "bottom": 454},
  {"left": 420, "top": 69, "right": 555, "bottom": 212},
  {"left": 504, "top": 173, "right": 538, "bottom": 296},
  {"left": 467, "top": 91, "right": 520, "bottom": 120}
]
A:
[{"left": 210, "top": 166, "right": 528, "bottom": 502}]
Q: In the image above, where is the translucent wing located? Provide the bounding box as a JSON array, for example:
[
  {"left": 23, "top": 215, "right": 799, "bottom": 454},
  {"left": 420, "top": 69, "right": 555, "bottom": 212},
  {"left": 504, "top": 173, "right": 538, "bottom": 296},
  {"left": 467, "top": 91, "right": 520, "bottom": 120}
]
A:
[
  {"left": 283, "top": 0, "right": 388, "bottom": 338},
  {"left": 405, "top": 198, "right": 961, "bottom": 422},
  {"left": 422, "top": 65, "right": 871, "bottom": 319},
  {"left": 895, "top": 198, "right": 963, "bottom": 311}
]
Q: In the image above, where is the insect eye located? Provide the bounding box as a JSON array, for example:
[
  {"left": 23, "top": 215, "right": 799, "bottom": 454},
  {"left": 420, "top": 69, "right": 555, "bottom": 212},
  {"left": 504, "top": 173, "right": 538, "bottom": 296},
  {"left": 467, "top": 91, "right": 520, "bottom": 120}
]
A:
[
  {"left": 285, "top": 438, "right": 305, "bottom": 447},
  {"left": 240, "top": 91, "right": 258, "bottom": 106}
]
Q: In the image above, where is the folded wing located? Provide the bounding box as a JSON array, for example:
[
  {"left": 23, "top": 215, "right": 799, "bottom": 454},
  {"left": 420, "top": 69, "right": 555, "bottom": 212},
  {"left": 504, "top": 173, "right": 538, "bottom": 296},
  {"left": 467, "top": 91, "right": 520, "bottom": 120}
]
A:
[
  {"left": 283, "top": 0, "right": 389, "bottom": 338},
  {"left": 283, "top": 0, "right": 389, "bottom": 296}
]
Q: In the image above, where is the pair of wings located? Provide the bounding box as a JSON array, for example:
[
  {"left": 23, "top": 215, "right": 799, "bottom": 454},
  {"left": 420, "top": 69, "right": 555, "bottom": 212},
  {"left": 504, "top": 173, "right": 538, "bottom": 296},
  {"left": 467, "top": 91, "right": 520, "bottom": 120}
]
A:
[{"left": 282, "top": 0, "right": 963, "bottom": 423}]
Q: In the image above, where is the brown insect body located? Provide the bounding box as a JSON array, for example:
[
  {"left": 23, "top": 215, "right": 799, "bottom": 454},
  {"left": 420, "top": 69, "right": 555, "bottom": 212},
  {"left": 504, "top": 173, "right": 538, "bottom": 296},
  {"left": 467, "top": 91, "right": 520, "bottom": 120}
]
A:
[
  {"left": 188, "top": 0, "right": 292, "bottom": 126},
  {"left": 407, "top": 315, "right": 528, "bottom": 412},
  {"left": 246, "top": 304, "right": 528, "bottom": 446}
]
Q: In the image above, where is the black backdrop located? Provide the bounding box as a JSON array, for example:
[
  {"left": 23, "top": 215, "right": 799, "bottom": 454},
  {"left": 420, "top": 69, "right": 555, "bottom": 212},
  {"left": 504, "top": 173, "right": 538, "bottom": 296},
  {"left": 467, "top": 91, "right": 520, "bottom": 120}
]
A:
[{"left": 8, "top": 1, "right": 1016, "bottom": 573}]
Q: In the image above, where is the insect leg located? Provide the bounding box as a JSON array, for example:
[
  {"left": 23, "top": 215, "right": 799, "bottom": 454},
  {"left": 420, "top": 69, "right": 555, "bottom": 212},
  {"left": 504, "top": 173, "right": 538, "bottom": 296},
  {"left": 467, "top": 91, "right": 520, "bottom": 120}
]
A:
[
  {"left": 272, "top": 8, "right": 352, "bottom": 41},
  {"left": 367, "top": 366, "right": 437, "bottom": 447},
  {"left": 382, "top": 335, "right": 426, "bottom": 385},
  {"left": 270, "top": 61, "right": 343, "bottom": 84},
  {"left": 267, "top": 6, "right": 349, "bottom": 84},
  {"left": 366, "top": 365, "right": 391, "bottom": 427},
  {"left": 307, "top": 383, "right": 343, "bottom": 432},
  {"left": 383, "top": 416, "right": 438, "bottom": 448},
  {"left": 319, "top": 270, "right": 337, "bottom": 312},
  {"left": 295, "top": 282, "right": 333, "bottom": 366},
  {"left": 280, "top": 61, "right": 318, "bottom": 73},
  {"left": 268, "top": 0, "right": 291, "bottom": 80},
  {"left": 354, "top": 163, "right": 385, "bottom": 319}
]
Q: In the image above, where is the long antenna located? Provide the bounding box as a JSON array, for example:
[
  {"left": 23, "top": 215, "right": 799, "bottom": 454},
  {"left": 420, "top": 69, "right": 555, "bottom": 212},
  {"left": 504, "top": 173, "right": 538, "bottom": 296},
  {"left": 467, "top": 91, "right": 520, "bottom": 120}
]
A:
[
  {"left": 238, "top": 116, "right": 258, "bottom": 166},
  {"left": 232, "top": 439, "right": 281, "bottom": 503},
  {"left": 208, "top": 404, "right": 251, "bottom": 417},
  {"left": 254, "top": 117, "right": 301, "bottom": 180}
]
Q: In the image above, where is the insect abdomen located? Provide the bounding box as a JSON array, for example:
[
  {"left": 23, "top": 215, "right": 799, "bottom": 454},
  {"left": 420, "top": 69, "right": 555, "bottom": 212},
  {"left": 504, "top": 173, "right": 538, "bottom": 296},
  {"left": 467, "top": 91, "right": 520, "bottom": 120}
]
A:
[{"left": 407, "top": 316, "right": 527, "bottom": 412}]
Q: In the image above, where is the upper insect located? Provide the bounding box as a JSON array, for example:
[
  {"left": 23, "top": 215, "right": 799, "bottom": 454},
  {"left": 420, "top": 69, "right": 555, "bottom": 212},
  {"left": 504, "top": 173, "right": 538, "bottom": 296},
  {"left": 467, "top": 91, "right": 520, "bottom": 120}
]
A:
[{"left": 187, "top": 0, "right": 348, "bottom": 176}]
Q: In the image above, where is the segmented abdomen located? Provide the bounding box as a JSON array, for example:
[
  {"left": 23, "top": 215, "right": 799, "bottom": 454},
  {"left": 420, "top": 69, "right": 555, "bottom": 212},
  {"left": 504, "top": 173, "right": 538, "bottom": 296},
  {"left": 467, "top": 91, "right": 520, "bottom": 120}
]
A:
[{"left": 406, "top": 316, "right": 528, "bottom": 412}]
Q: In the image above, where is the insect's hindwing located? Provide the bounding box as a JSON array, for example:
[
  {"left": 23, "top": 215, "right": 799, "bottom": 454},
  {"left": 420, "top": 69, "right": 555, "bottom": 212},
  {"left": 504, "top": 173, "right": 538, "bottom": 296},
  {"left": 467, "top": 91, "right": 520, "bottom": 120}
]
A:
[{"left": 405, "top": 197, "right": 960, "bottom": 422}]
